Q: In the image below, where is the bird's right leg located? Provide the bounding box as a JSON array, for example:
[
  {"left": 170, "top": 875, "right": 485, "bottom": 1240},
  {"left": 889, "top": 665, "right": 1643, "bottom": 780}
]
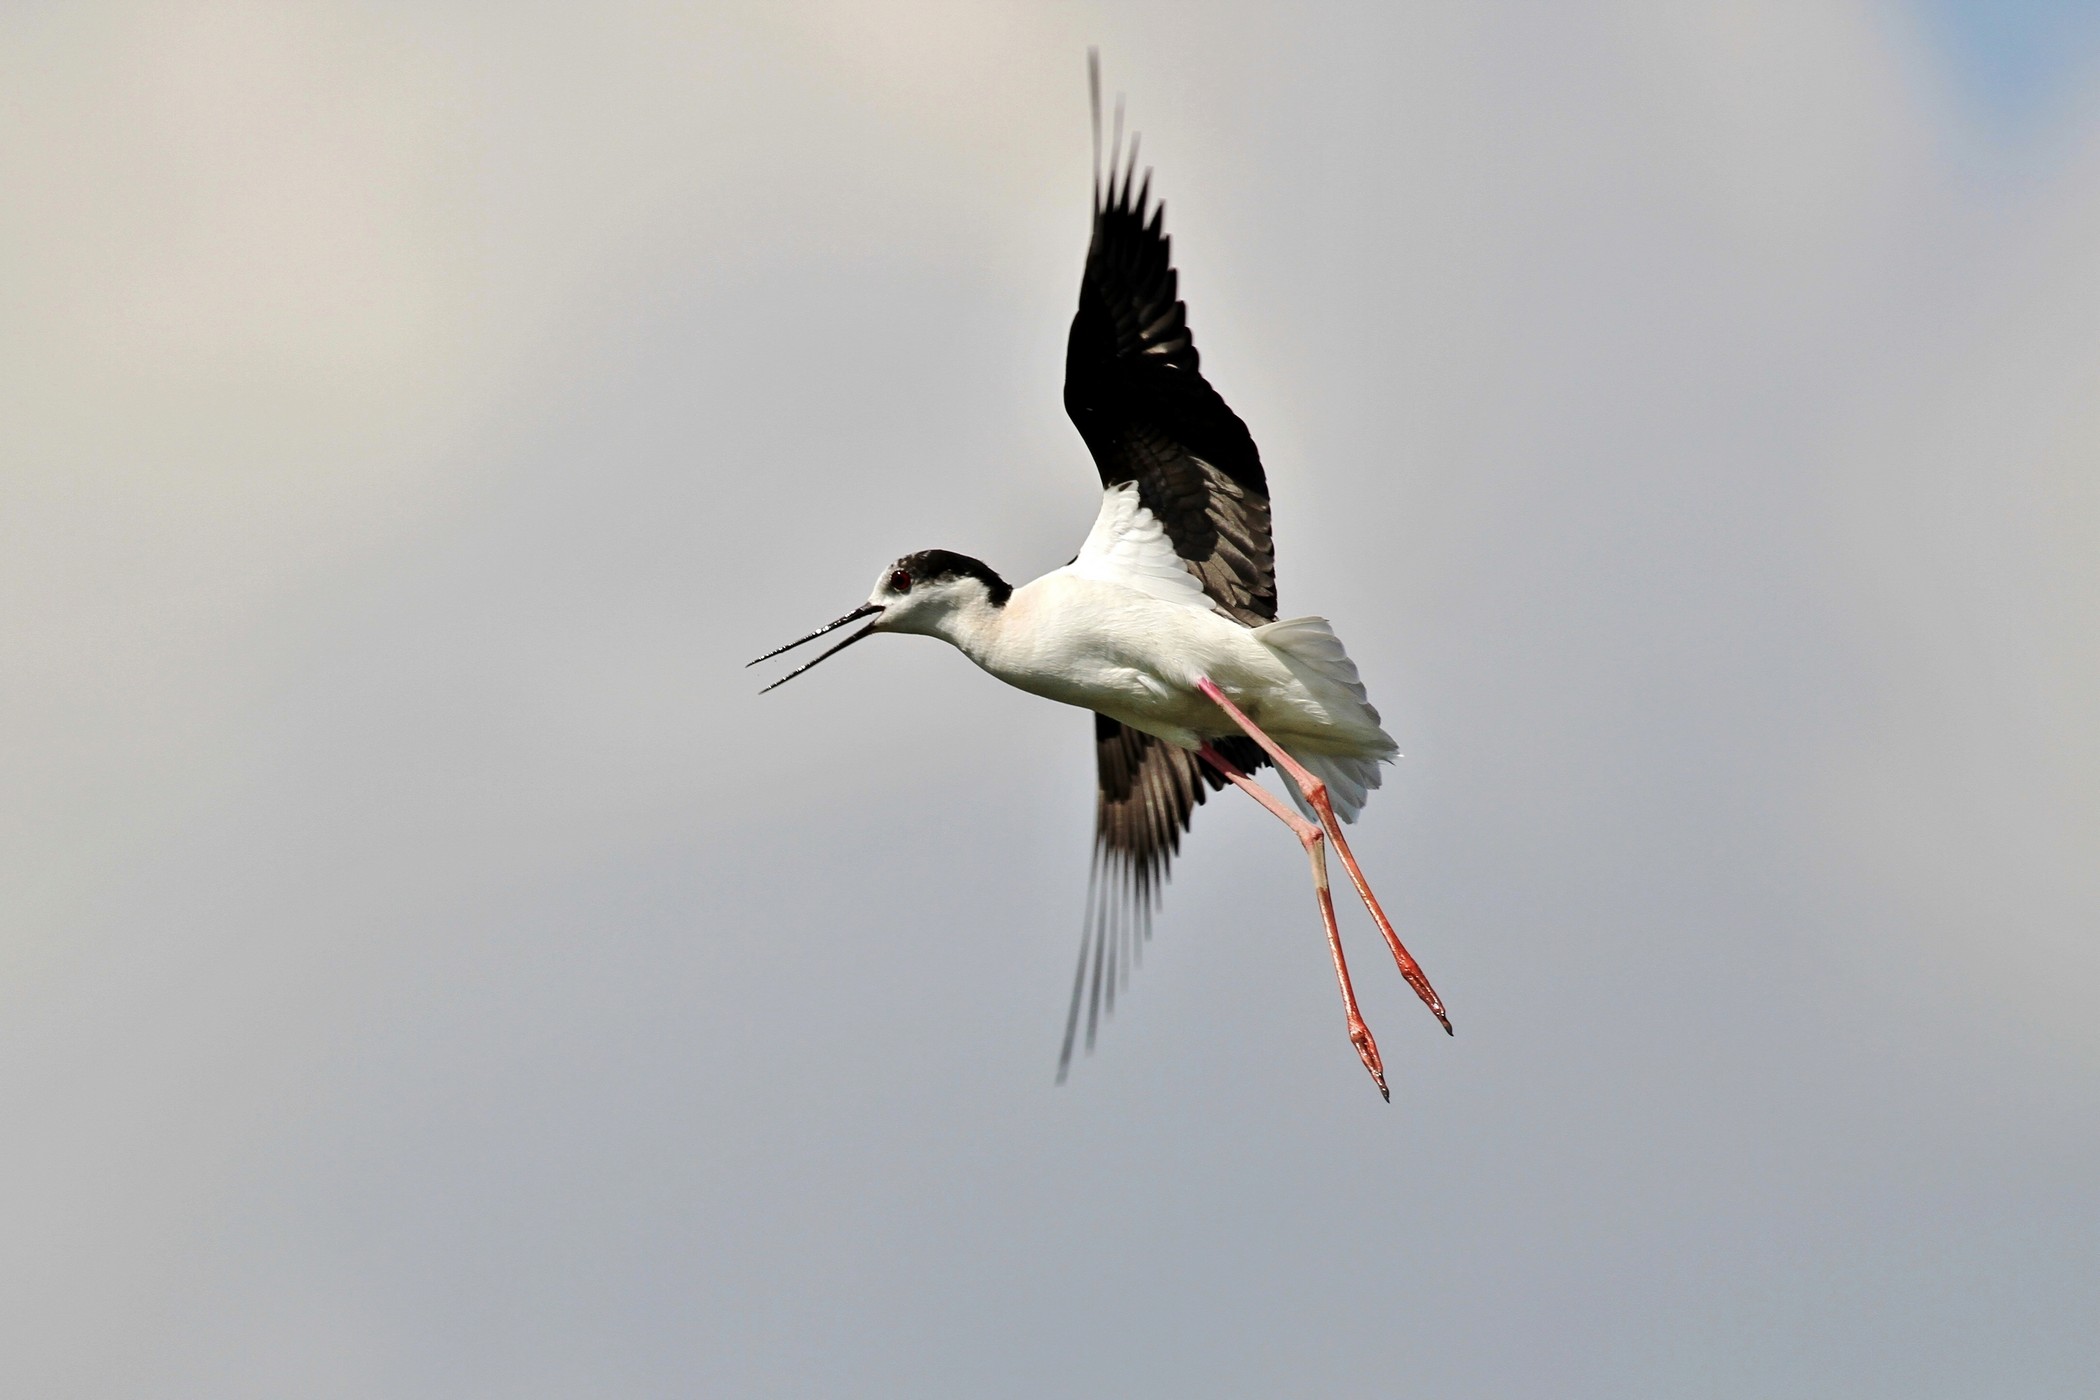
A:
[
  {"left": 1196, "top": 742, "right": 1389, "bottom": 1102},
  {"left": 1196, "top": 679, "right": 1451, "bottom": 1037}
]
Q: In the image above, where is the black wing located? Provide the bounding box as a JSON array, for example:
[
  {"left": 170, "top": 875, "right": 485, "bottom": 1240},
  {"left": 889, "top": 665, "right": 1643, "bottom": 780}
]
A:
[
  {"left": 1056, "top": 58, "right": 1279, "bottom": 1079},
  {"left": 1057, "top": 718, "right": 1264, "bottom": 1080},
  {"left": 1063, "top": 62, "right": 1275, "bottom": 627}
]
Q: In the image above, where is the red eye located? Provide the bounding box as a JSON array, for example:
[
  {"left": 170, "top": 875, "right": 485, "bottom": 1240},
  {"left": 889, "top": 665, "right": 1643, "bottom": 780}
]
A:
[{"left": 889, "top": 569, "right": 912, "bottom": 594}]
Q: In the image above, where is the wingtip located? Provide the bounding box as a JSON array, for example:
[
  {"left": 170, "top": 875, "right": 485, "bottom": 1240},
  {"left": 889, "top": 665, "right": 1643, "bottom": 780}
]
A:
[
  {"left": 1109, "top": 92, "right": 1126, "bottom": 208},
  {"left": 1087, "top": 49, "right": 1102, "bottom": 210}
]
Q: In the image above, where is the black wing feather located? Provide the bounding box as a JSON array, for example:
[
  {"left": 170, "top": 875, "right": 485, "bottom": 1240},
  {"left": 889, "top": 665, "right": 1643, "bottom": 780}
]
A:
[
  {"left": 1057, "top": 717, "right": 1266, "bottom": 1081},
  {"left": 1062, "top": 84, "right": 1274, "bottom": 625}
]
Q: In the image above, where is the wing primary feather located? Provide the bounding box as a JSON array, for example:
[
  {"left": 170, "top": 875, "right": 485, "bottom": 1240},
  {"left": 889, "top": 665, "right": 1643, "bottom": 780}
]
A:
[
  {"left": 1108, "top": 864, "right": 1125, "bottom": 1007},
  {"left": 1112, "top": 858, "right": 1129, "bottom": 1009},
  {"left": 1058, "top": 847, "right": 1103, "bottom": 1084},
  {"left": 1118, "top": 856, "right": 1133, "bottom": 991},
  {"left": 1110, "top": 95, "right": 1125, "bottom": 208},
  {"left": 1087, "top": 49, "right": 1102, "bottom": 213},
  {"left": 1105, "top": 869, "right": 1120, "bottom": 1017},
  {"left": 1086, "top": 878, "right": 1108, "bottom": 1053},
  {"left": 1121, "top": 857, "right": 1136, "bottom": 991}
]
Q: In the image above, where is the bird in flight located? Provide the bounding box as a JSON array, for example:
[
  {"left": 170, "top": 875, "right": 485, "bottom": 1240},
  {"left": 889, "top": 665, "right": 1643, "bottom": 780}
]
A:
[{"left": 751, "top": 56, "right": 1448, "bottom": 1100}]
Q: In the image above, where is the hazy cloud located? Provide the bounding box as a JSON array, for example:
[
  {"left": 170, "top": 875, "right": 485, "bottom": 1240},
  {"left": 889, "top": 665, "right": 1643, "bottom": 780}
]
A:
[{"left": 4, "top": 3, "right": 2096, "bottom": 1395}]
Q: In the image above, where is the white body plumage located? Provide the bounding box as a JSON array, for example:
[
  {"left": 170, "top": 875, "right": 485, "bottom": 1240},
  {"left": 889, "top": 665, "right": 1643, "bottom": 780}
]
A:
[{"left": 869, "top": 485, "right": 1396, "bottom": 821}]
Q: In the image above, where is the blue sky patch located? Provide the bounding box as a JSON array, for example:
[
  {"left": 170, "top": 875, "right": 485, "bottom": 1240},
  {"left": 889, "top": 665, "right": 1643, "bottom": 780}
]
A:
[{"left": 1911, "top": 0, "right": 2100, "bottom": 133}]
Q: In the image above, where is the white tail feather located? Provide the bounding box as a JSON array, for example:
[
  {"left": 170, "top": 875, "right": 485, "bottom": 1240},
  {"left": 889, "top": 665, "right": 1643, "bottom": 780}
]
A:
[
  {"left": 1253, "top": 615, "right": 1375, "bottom": 707},
  {"left": 1253, "top": 615, "right": 1396, "bottom": 824}
]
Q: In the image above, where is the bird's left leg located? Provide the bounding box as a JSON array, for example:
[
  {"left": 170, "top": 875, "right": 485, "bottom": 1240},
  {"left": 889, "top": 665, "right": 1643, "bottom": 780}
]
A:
[
  {"left": 1195, "top": 742, "right": 1389, "bottom": 1101},
  {"left": 1196, "top": 677, "right": 1452, "bottom": 1036}
]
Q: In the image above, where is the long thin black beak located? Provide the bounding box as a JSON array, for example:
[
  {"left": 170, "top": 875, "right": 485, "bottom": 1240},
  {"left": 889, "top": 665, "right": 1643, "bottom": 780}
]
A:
[{"left": 750, "top": 602, "right": 882, "bottom": 692}]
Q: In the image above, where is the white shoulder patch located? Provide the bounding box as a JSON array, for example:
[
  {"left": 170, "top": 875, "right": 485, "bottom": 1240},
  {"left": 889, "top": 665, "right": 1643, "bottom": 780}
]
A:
[{"left": 1063, "top": 483, "right": 1215, "bottom": 612}]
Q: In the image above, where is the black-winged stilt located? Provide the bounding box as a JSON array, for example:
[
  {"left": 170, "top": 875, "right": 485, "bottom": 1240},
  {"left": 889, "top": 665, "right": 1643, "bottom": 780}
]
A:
[{"left": 752, "top": 57, "right": 1448, "bottom": 1100}]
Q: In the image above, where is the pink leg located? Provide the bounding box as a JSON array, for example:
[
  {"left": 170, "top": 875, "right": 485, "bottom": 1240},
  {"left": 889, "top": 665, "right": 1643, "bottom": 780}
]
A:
[
  {"left": 1197, "top": 678, "right": 1453, "bottom": 1036},
  {"left": 1196, "top": 743, "right": 1389, "bottom": 1101}
]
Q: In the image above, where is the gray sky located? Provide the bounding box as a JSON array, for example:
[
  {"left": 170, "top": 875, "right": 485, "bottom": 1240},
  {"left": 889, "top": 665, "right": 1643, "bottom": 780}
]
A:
[{"left": 5, "top": 3, "right": 2098, "bottom": 1395}]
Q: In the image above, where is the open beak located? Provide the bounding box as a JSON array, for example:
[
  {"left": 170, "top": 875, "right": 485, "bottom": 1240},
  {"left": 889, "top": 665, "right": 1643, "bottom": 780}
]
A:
[{"left": 749, "top": 602, "right": 883, "bottom": 693}]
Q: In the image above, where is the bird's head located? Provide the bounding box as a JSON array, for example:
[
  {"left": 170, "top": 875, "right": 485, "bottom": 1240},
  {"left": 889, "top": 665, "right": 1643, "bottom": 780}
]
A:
[{"left": 750, "top": 550, "right": 1011, "bottom": 692}]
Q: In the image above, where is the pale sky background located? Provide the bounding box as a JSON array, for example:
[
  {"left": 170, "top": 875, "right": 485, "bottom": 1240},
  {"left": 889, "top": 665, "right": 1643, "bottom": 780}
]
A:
[{"left": 4, "top": 3, "right": 2098, "bottom": 1396}]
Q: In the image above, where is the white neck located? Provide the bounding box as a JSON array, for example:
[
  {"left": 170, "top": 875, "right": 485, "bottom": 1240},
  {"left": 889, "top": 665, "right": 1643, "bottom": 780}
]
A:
[
  {"left": 929, "top": 592, "right": 1007, "bottom": 663},
  {"left": 881, "top": 582, "right": 1010, "bottom": 665}
]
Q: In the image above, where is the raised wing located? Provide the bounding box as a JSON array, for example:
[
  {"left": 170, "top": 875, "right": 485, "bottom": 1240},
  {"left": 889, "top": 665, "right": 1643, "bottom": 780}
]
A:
[{"left": 1063, "top": 69, "right": 1276, "bottom": 629}]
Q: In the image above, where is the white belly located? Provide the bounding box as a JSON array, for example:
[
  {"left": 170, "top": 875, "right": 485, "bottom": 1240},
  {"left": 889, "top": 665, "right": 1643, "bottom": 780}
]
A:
[{"left": 967, "top": 575, "right": 1312, "bottom": 749}]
